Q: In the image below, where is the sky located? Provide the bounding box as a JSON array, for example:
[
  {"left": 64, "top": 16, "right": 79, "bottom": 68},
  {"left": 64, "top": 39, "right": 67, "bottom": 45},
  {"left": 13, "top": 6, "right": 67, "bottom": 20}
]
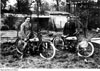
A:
[
  {"left": 43, "top": 0, "right": 66, "bottom": 4},
  {"left": 6, "top": 0, "right": 54, "bottom": 6},
  {"left": 6, "top": 0, "right": 66, "bottom": 6},
  {"left": 5, "top": 0, "right": 98, "bottom": 7},
  {"left": 43, "top": 0, "right": 56, "bottom": 4},
  {"left": 6, "top": 0, "right": 17, "bottom": 6}
]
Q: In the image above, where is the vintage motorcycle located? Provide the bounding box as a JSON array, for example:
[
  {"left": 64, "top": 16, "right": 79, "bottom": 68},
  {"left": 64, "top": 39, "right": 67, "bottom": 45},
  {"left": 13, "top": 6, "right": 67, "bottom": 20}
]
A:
[
  {"left": 1, "top": 31, "right": 56, "bottom": 60},
  {"left": 53, "top": 34, "right": 95, "bottom": 58}
]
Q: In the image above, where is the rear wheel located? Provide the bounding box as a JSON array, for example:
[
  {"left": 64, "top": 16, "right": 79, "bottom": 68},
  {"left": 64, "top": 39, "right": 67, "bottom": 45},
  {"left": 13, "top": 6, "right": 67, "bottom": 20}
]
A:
[
  {"left": 53, "top": 36, "right": 64, "bottom": 51},
  {"left": 15, "top": 39, "right": 28, "bottom": 59},
  {"left": 1, "top": 42, "right": 16, "bottom": 55},
  {"left": 16, "top": 39, "right": 27, "bottom": 54},
  {"left": 77, "top": 42, "right": 94, "bottom": 57},
  {"left": 39, "top": 41, "right": 56, "bottom": 60}
]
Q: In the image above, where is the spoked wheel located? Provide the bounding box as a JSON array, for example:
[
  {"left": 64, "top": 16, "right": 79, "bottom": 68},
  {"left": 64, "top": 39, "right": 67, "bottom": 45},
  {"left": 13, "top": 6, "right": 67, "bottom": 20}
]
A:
[
  {"left": 53, "top": 36, "right": 64, "bottom": 51},
  {"left": 16, "top": 39, "right": 27, "bottom": 55},
  {"left": 1, "top": 42, "right": 16, "bottom": 54},
  {"left": 77, "top": 42, "right": 94, "bottom": 57},
  {"left": 39, "top": 41, "right": 56, "bottom": 60}
]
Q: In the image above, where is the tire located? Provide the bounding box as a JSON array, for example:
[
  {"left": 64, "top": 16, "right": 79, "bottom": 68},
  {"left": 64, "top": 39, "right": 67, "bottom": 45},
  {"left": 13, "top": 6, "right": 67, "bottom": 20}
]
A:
[
  {"left": 1, "top": 43, "right": 10, "bottom": 54},
  {"left": 53, "top": 36, "right": 64, "bottom": 51},
  {"left": 16, "top": 39, "right": 27, "bottom": 55},
  {"left": 77, "top": 42, "right": 94, "bottom": 57},
  {"left": 39, "top": 41, "right": 56, "bottom": 60},
  {"left": 1, "top": 42, "right": 16, "bottom": 55}
]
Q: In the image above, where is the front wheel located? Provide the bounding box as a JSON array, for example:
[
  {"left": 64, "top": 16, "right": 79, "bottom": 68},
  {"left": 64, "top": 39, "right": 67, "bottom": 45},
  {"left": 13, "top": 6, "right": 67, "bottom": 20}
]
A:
[
  {"left": 52, "top": 36, "right": 65, "bottom": 51},
  {"left": 77, "top": 42, "right": 94, "bottom": 57},
  {"left": 39, "top": 41, "right": 56, "bottom": 60},
  {"left": 16, "top": 39, "right": 27, "bottom": 55}
]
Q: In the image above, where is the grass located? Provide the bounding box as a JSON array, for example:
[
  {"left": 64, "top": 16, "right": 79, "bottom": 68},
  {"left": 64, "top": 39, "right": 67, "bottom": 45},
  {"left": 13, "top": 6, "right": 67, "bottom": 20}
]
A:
[{"left": 0, "top": 30, "right": 100, "bottom": 68}]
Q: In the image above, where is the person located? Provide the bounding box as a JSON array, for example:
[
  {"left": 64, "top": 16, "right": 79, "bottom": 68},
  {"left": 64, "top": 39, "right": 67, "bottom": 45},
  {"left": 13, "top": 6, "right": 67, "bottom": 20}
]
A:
[
  {"left": 17, "top": 17, "right": 32, "bottom": 58},
  {"left": 63, "top": 16, "right": 82, "bottom": 36},
  {"left": 18, "top": 17, "right": 31, "bottom": 41}
]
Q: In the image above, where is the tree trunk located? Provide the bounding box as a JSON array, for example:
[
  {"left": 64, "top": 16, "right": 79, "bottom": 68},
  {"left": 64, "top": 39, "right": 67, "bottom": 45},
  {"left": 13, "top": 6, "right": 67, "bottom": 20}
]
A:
[
  {"left": 17, "top": 0, "right": 21, "bottom": 13},
  {"left": 56, "top": 0, "right": 59, "bottom": 11}
]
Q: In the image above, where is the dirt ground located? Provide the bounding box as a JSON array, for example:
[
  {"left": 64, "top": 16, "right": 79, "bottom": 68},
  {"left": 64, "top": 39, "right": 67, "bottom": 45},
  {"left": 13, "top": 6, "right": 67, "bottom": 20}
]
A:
[
  {"left": 0, "top": 48, "right": 100, "bottom": 69},
  {"left": 0, "top": 30, "right": 100, "bottom": 68}
]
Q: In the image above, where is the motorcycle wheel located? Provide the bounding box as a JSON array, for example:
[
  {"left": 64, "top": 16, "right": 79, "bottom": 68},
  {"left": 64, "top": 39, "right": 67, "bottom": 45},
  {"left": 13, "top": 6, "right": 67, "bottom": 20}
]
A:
[
  {"left": 77, "top": 42, "right": 94, "bottom": 57},
  {"left": 39, "top": 41, "right": 56, "bottom": 60},
  {"left": 53, "top": 36, "right": 65, "bottom": 51}
]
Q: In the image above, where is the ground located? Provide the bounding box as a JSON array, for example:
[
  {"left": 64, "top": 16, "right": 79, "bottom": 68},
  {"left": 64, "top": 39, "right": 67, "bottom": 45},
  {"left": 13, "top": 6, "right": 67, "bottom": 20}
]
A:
[
  {"left": 0, "top": 30, "right": 100, "bottom": 68},
  {"left": 0, "top": 49, "right": 100, "bottom": 68}
]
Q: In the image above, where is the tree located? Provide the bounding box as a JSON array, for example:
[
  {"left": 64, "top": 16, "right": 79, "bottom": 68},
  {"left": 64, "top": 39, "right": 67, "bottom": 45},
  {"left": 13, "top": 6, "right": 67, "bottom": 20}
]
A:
[
  {"left": 59, "top": 1, "right": 66, "bottom": 11},
  {"left": 1, "top": 0, "right": 8, "bottom": 9},
  {"left": 54, "top": 0, "right": 66, "bottom": 11},
  {"left": 4, "top": 15, "right": 17, "bottom": 30},
  {"left": 32, "top": 0, "right": 50, "bottom": 14},
  {"left": 16, "top": 0, "right": 31, "bottom": 14},
  {"left": 56, "top": 0, "right": 60, "bottom": 11}
]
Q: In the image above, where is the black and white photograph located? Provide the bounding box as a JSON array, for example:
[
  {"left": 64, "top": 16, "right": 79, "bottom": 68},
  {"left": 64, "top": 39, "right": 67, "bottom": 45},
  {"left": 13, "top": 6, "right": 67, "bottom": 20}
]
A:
[{"left": 0, "top": 0, "right": 100, "bottom": 69}]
